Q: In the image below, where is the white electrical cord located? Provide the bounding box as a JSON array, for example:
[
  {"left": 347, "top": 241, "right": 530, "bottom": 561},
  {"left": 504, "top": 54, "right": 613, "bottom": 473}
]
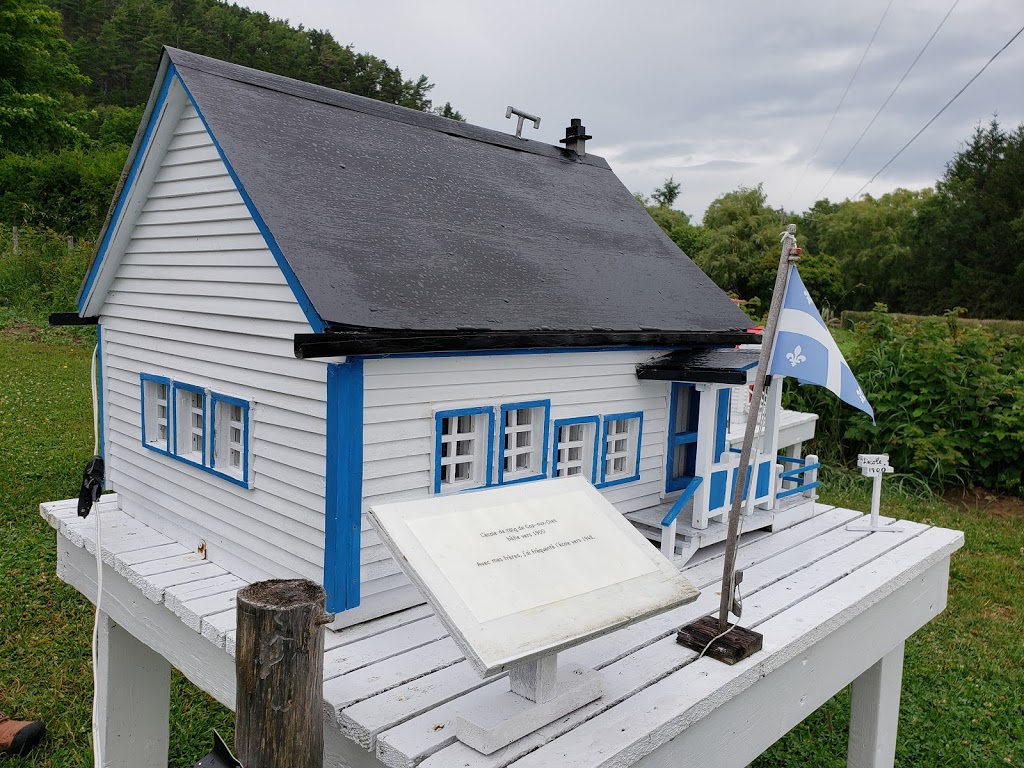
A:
[{"left": 88, "top": 343, "right": 104, "bottom": 768}]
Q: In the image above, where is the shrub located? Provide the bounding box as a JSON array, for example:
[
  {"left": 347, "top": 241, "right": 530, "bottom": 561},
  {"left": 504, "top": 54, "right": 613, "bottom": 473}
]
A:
[
  {"left": 0, "top": 146, "right": 127, "bottom": 238},
  {"left": 784, "top": 307, "right": 1024, "bottom": 494},
  {"left": 0, "top": 226, "right": 92, "bottom": 320}
]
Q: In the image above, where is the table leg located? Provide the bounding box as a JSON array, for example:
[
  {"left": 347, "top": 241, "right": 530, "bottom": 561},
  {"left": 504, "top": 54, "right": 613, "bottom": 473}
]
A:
[
  {"left": 847, "top": 641, "right": 905, "bottom": 768},
  {"left": 96, "top": 611, "right": 171, "bottom": 767}
]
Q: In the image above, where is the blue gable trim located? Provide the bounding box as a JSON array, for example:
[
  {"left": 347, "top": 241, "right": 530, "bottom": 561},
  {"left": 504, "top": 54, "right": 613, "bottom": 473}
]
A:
[
  {"left": 78, "top": 68, "right": 175, "bottom": 312},
  {"left": 325, "top": 358, "right": 363, "bottom": 613},
  {"left": 80, "top": 63, "right": 327, "bottom": 333},
  {"left": 173, "top": 66, "right": 327, "bottom": 333}
]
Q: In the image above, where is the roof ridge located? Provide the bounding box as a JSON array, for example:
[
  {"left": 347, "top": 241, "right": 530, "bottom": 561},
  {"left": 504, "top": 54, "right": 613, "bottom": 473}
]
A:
[{"left": 164, "top": 47, "right": 610, "bottom": 170}]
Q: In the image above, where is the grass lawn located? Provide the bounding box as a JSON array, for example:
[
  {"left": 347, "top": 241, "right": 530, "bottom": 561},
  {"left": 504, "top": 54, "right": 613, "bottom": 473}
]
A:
[{"left": 1, "top": 328, "right": 1021, "bottom": 767}]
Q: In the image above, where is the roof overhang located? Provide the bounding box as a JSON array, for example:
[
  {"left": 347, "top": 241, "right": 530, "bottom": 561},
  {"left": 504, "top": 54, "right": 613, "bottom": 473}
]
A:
[
  {"left": 635, "top": 347, "right": 760, "bottom": 385},
  {"left": 294, "top": 329, "right": 760, "bottom": 358}
]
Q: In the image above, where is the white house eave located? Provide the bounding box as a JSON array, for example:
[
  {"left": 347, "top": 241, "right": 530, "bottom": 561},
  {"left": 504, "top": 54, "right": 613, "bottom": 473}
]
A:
[{"left": 78, "top": 61, "right": 187, "bottom": 317}]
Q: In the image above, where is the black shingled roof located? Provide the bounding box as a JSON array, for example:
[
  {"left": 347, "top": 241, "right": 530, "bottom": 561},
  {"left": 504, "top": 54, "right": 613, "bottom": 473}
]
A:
[{"left": 165, "top": 49, "right": 753, "bottom": 347}]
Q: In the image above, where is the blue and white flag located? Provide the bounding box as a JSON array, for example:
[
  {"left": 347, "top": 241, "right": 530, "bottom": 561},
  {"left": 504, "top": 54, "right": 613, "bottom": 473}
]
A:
[{"left": 769, "top": 266, "right": 874, "bottom": 422}]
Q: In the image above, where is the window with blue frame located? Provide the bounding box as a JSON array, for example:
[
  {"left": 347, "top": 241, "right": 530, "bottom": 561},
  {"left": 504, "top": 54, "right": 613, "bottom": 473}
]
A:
[
  {"left": 173, "top": 382, "right": 206, "bottom": 465},
  {"left": 140, "top": 374, "right": 171, "bottom": 454},
  {"left": 435, "top": 407, "right": 494, "bottom": 494},
  {"left": 600, "top": 412, "right": 643, "bottom": 486},
  {"left": 666, "top": 383, "right": 700, "bottom": 492},
  {"left": 141, "top": 373, "right": 252, "bottom": 487},
  {"left": 498, "top": 400, "right": 550, "bottom": 484},
  {"left": 552, "top": 416, "right": 599, "bottom": 483}
]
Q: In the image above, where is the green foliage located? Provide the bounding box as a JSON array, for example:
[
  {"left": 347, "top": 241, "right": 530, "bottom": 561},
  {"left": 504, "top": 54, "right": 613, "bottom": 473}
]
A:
[
  {"left": 813, "top": 188, "right": 933, "bottom": 311},
  {"left": 696, "top": 184, "right": 782, "bottom": 303},
  {"left": 651, "top": 176, "right": 681, "bottom": 208},
  {"left": 646, "top": 204, "right": 709, "bottom": 258},
  {"left": 0, "top": 0, "right": 91, "bottom": 154},
  {"left": 46, "top": 0, "right": 446, "bottom": 113},
  {"left": 0, "top": 225, "right": 93, "bottom": 320},
  {"left": 0, "top": 146, "right": 126, "bottom": 236},
  {"left": 784, "top": 307, "right": 1024, "bottom": 494}
]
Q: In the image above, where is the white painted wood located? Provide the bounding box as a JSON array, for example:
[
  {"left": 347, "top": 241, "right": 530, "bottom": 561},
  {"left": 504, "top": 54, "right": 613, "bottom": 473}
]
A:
[
  {"left": 848, "top": 642, "right": 905, "bottom": 768},
  {"left": 498, "top": 528, "right": 961, "bottom": 768},
  {"left": 96, "top": 611, "right": 171, "bottom": 768},
  {"left": 455, "top": 663, "right": 602, "bottom": 755}
]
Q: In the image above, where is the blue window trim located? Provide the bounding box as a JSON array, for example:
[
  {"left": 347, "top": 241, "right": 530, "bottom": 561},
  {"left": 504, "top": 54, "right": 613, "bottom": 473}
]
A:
[
  {"left": 433, "top": 406, "right": 495, "bottom": 494},
  {"left": 497, "top": 399, "right": 551, "bottom": 486},
  {"left": 665, "top": 383, "right": 700, "bottom": 492},
  {"left": 325, "top": 359, "right": 363, "bottom": 613},
  {"left": 714, "top": 388, "right": 731, "bottom": 463},
  {"left": 171, "top": 381, "right": 207, "bottom": 467},
  {"left": 209, "top": 392, "right": 252, "bottom": 489},
  {"left": 598, "top": 411, "right": 644, "bottom": 488},
  {"left": 551, "top": 416, "right": 601, "bottom": 484},
  {"left": 139, "top": 373, "right": 172, "bottom": 455}
]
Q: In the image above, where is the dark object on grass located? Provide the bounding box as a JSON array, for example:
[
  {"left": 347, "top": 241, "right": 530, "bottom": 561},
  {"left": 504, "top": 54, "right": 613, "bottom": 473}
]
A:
[
  {"left": 677, "top": 615, "right": 764, "bottom": 665},
  {"left": 0, "top": 712, "right": 46, "bottom": 757}
]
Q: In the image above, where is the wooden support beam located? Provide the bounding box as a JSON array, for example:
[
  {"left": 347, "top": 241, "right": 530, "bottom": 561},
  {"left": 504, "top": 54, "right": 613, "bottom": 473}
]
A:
[{"left": 235, "top": 579, "right": 333, "bottom": 768}]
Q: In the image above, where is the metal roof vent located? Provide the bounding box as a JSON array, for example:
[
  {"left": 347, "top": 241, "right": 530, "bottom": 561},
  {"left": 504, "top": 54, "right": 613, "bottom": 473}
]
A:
[{"left": 559, "top": 118, "right": 592, "bottom": 156}]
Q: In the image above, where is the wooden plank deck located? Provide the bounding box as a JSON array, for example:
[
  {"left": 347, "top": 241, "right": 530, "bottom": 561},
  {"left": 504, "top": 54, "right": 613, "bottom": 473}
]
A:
[{"left": 42, "top": 494, "right": 962, "bottom": 768}]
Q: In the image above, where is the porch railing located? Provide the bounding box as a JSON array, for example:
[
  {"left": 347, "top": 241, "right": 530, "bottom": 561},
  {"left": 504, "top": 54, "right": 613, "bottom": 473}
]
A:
[
  {"left": 660, "top": 475, "right": 703, "bottom": 558},
  {"left": 775, "top": 453, "right": 820, "bottom": 500}
]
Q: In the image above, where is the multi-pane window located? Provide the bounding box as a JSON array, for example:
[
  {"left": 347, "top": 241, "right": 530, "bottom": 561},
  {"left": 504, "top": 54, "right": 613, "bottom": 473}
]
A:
[
  {"left": 553, "top": 417, "right": 598, "bottom": 482},
  {"left": 141, "top": 374, "right": 171, "bottom": 453},
  {"left": 600, "top": 413, "right": 642, "bottom": 486},
  {"left": 142, "top": 374, "right": 252, "bottom": 488},
  {"left": 435, "top": 407, "right": 493, "bottom": 493},
  {"left": 212, "top": 394, "right": 249, "bottom": 481},
  {"left": 498, "top": 401, "right": 549, "bottom": 484},
  {"left": 174, "top": 384, "right": 206, "bottom": 463}
]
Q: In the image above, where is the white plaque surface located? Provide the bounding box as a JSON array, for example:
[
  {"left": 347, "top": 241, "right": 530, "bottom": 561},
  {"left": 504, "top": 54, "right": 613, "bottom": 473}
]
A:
[{"left": 369, "top": 477, "right": 700, "bottom": 676}]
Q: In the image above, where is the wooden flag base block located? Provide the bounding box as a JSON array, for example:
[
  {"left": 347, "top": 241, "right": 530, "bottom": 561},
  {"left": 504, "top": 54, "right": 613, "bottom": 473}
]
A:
[
  {"left": 677, "top": 615, "right": 763, "bottom": 665},
  {"left": 455, "top": 654, "right": 602, "bottom": 755}
]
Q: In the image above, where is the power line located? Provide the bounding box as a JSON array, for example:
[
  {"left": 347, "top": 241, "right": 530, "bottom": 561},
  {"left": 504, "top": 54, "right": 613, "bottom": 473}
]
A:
[
  {"left": 854, "top": 20, "right": 1024, "bottom": 198},
  {"left": 788, "top": 0, "right": 895, "bottom": 200},
  {"left": 815, "top": 0, "right": 960, "bottom": 200}
]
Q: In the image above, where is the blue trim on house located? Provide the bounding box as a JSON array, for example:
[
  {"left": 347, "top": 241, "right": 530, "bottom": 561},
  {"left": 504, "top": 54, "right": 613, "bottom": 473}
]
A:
[
  {"left": 172, "top": 66, "right": 327, "bottom": 334},
  {"left": 756, "top": 459, "right": 772, "bottom": 498},
  {"left": 714, "top": 388, "right": 730, "bottom": 462},
  {"left": 79, "top": 68, "right": 175, "bottom": 312},
  {"left": 551, "top": 415, "right": 601, "bottom": 484},
  {"left": 497, "top": 399, "right": 551, "bottom": 486},
  {"left": 665, "top": 383, "right": 700, "bottom": 493},
  {"left": 709, "top": 469, "right": 727, "bottom": 510},
  {"left": 433, "top": 406, "right": 495, "bottom": 494},
  {"left": 325, "top": 359, "right": 363, "bottom": 613},
  {"left": 96, "top": 325, "right": 105, "bottom": 461},
  {"left": 598, "top": 411, "right": 644, "bottom": 488},
  {"left": 171, "top": 381, "right": 207, "bottom": 466},
  {"left": 209, "top": 392, "right": 252, "bottom": 488},
  {"left": 139, "top": 373, "right": 172, "bottom": 455}
]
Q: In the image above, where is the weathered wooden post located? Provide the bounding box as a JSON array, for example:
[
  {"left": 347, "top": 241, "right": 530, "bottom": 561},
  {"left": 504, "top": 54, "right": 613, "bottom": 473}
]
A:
[{"left": 235, "top": 579, "right": 332, "bottom": 768}]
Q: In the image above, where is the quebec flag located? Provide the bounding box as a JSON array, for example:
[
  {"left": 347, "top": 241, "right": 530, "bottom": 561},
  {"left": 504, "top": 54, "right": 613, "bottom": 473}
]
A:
[{"left": 769, "top": 266, "right": 875, "bottom": 422}]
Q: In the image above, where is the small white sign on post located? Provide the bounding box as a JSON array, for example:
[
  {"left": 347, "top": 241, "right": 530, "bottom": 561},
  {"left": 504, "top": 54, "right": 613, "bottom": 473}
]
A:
[
  {"left": 847, "top": 454, "right": 903, "bottom": 532},
  {"left": 368, "top": 476, "right": 700, "bottom": 754}
]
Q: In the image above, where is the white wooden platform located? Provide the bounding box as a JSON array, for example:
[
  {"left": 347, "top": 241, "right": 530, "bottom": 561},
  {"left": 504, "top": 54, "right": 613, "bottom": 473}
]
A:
[{"left": 43, "top": 495, "right": 962, "bottom": 768}]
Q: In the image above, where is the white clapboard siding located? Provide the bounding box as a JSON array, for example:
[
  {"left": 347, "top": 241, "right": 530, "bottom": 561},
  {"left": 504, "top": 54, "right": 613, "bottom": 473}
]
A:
[
  {"left": 99, "top": 102, "right": 330, "bottom": 587},
  {"left": 358, "top": 350, "right": 674, "bottom": 612}
]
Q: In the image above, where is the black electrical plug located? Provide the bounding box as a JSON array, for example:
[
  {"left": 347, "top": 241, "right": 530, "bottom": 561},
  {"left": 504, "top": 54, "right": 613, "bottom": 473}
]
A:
[{"left": 77, "top": 456, "right": 105, "bottom": 518}]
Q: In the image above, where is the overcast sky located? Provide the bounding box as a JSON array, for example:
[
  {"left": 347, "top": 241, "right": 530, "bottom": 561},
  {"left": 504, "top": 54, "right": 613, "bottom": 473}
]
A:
[{"left": 240, "top": 0, "right": 1023, "bottom": 220}]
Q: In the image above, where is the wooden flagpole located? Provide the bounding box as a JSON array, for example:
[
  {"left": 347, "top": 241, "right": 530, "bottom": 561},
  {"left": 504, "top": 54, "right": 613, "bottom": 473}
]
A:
[{"left": 677, "top": 224, "right": 800, "bottom": 664}]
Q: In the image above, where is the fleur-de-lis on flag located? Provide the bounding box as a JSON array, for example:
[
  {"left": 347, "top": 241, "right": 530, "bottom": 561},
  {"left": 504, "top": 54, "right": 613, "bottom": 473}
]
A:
[{"left": 786, "top": 346, "right": 806, "bottom": 367}]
